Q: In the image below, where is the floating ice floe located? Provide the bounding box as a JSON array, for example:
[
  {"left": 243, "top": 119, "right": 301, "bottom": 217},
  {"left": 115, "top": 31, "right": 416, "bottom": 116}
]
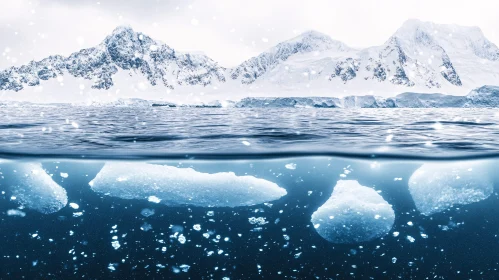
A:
[
  {"left": 311, "top": 180, "right": 395, "bottom": 244},
  {"left": 0, "top": 162, "right": 68, "bottom": 214},
  {"left": 408, "top": 161, "right": 493, "bottom": 216},
  {"left": 89, "top": 162, "right": 286, "bottom": 207}
]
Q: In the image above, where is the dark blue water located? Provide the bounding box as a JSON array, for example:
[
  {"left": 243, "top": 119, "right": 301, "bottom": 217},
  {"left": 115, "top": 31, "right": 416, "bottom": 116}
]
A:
[
  {"left": 1, "top": 106, "right": 499, "bottom": 155},
  {"left": 1, "top": 106, "right": 499, "bottom": 279}
]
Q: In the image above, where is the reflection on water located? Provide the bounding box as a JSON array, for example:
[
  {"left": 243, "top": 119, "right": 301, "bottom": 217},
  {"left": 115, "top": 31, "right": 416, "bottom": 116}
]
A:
[{"left": 1, "top": 156, "right": 498, "bottom": 279}]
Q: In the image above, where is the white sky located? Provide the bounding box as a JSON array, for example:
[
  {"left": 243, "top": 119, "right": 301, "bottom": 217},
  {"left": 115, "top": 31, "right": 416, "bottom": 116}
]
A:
[{"left": 1, "top": 0, "right": 499, "bottom": 68}]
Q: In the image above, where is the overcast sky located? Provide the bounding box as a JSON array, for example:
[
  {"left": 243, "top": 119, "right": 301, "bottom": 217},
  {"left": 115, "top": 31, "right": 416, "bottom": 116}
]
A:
[{"left": 1, "top": 0, "right": 499, "bottom": 68}]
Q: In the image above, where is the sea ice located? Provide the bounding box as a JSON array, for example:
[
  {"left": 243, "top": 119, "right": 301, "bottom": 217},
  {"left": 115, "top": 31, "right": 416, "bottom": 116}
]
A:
[
  {"left": 311, "top": 180, "right": 395, "bottom": 244},
  {"left": 89, "top": 162, "right": 286, "bottom": 207},
  {"left": 408, "top": 161, "right": 493, "bottom": 215},
  {"left": 0, "top": 162, "right": 68, "bottom": 214}
]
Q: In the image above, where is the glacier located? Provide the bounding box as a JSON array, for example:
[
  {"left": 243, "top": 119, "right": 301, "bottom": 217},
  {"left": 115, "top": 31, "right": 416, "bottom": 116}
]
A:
[
  {"left": 233, "top": 85, "right": 499, "bottom": 108},
  {"left": 0, "top": 162, "right": 68, "bottom": 214},
  {"left": 1, "top": 85, "right": 498, "bottom": 108},
  {"left": 89, "top": 162, "right": 287, "bottom": 207},
  {"left": 408, "top": 161, "right": 494, "bottom": 216},
  {"left": 311, "top": 180, "right": 395, "bottom": 244}
]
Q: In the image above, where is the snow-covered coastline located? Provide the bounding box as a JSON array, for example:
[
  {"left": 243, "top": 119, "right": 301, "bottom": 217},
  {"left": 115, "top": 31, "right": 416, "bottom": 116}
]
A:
[{"left": 2, "top": 85, "right": 499, "bottom": 108}]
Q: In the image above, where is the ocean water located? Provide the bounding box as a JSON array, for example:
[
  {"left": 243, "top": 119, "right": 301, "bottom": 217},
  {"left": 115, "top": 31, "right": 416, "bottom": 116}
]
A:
[{"left": 1, "top": 106, "right": 499, "bottom": 279}]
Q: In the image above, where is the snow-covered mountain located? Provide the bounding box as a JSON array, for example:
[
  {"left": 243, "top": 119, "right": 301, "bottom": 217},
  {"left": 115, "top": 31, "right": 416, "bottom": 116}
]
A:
[
  {"left": 230, "top": 30, "right": 353, "bottom": 84},
  {"left": 1, "top": 20, "right": 499, "bottom": 103},
  {"left": 0, "top": 26, "right": 226, "bottom": 99},
  {"left": 235, "top": 19, "right": 499, "bottom": 96}
]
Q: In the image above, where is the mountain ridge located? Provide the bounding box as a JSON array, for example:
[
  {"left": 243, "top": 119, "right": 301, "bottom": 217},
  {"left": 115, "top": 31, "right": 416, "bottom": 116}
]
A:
[{"left": 1, "top": 20, "right": 499, "bottom": 103}]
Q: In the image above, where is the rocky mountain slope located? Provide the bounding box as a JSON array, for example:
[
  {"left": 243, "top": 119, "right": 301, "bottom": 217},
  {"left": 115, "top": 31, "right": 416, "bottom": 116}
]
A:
[{"left": 0, "top": 26, "right": 226, "bottom": 92}]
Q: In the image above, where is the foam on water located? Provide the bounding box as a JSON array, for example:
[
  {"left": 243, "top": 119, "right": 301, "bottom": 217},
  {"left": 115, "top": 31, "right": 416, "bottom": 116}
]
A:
[
  {"left": 0, "top": 162, "right": 68, "bottom": 214},
  {"left": 408, "top": 161, "right": 494, "bottom": 215},
  {"left": 89, "top": 162, "right": 287, "bottom": 207},
  {"left": 311, "top": 180, "right": 395, "bottom": 244}
]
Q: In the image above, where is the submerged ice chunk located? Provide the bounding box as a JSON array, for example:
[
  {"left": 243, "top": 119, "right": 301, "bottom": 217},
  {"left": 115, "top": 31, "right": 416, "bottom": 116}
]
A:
[
  {"left": 311, "top": 180, "right": 395, "bottom": 244},
  {"left": 7, "top": 209, "right": 26, "bottom": 217},
  {"left": 408, "top": 161, "right": 493, "bottom": 216},
  {"left": 1, "top": 162, "right": 67, "bottom": 214},
  {"left": 89, "top": 162, "right": 286, "bottom": 207}
]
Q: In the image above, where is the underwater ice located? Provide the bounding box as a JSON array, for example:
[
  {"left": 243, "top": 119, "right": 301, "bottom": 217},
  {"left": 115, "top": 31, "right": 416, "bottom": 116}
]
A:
[
  {"left": 408, "top": 161, "right": 494, "bottom": 216},
  {"left": 311, "top": 180, "right": 395, "bottom": 244},
  {"left": 89, "top": 162, "right": 286, "bottom": 207},
  {"left": 0, "top": 162, "right": 67, "bottom": 214}
]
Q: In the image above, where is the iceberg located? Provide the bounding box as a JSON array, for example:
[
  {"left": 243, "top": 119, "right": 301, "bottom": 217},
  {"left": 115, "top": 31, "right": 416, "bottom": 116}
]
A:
[
  {"left": 89, "top": 162, "right": 286, "bottom": 207},
  {"left": 311, "top": 180, "right": 395, "bottom": 244},
  {"left": 408, "top": 161, "right": 493, "bottom": 216},
  {"left": 0, "top": 162, "right": 68, "bottom": 214}
]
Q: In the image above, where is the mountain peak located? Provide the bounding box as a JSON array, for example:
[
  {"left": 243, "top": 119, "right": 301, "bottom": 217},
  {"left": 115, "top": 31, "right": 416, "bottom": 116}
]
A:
[
  {"left": 111, "top": 25, "right": 135, "bottom": 34},
  {"left": 297, "top": 30, "right": 330, "bottom": 39},
  {"left": 286, "top": 30, "right": 351, "bottom": 52},
  {"left": 390, "top": 19, "right": 499, "bottom": 60}
]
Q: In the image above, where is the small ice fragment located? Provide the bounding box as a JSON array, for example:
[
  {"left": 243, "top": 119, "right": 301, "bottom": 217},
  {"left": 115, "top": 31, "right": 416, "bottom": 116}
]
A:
[
  {"left": 108, "top": 263, "right": 117, "bottom": 271},
  {"left": 148, "top": 196, "right": 161, "bottom": 203},
  {"left": 193, "top": 224, "right": 201, "bottom": 231},
  {"left": 73, "top": 212, "right": 83, "bottom": 217},
  {"left": 178, "top": 234, "right": 186, "bottom": 244},
  {"left": 111, "top": 240, "right": 121, "bottom": 250},
  {"left": 392, "top": 231, "right": 400, "bottom": 237},
  {"left": 242, "top": 140, "right": 251, "bottom": 146},
  {"left": 69, "top": 203, "right": 79, "bottom": 210},
  {"left": 60, "top": 172, "right": 69, "bottom": 178},
  {"left": 406, "top": 236, "right": 415, "bottom": 243},
  {"left": 248, "top": 217, "right": 268, "bottom": 225},
  {"left": 140, "top": 222, "right": 153, "bottom": 232},
  {"left": 140, "top": 208, "right": 155, "bottom": 217},
  {"left": 285, "top": 163, "right": 296, "bottom": 170},
  {"left": 7, "top": 209, "right": 26, "bottom": 217}
]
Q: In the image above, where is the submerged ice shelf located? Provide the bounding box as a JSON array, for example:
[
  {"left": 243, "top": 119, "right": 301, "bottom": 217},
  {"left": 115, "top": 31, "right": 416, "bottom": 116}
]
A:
[
  {"left": 0, "top": 159, "right": 496, "bottom": 246},
  {"left": 0, "top": 162, "right": 67, "bottom": 214},
  {"left": 408, "top": 161, "right": 493, "bottom": 215},
  {"left": 89, "top": 162, "right": 287, "bottom": 207},
  {"left": 311, "top": 180, "right": 395, "bottom": 243}
]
